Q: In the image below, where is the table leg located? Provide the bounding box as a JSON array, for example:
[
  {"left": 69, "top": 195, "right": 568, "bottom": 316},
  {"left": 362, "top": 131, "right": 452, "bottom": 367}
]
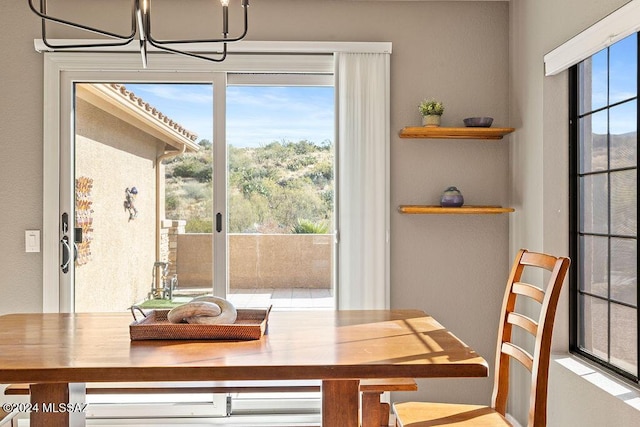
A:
[
  {"left": 29, "top": 383, "right": 86, "bottom": 427},
  {"left": 322, "top": 379, "right": 360, "bottom": 427},
  {"left": 362, "top": 391, "right": 388, "bottom": 427},
  {"left": 30, "top": 383, "right": 69, "bottom": 427}
]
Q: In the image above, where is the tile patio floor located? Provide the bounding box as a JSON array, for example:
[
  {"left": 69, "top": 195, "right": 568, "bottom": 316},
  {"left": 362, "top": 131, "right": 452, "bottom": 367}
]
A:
[{"left": 228, "top": 288, "right": 335, "bottom": 310}]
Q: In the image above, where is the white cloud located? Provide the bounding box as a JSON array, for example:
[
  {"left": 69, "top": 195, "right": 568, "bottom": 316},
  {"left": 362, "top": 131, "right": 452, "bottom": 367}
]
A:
[{"left": 123, "top": 83, "right": 334, "bottom": 147}]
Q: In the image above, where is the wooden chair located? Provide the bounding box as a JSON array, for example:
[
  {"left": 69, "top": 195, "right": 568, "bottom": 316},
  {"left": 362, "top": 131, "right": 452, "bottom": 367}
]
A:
[
  {"left": 393, "top": 249, "right": 570, "bottom": 427},
  {"left": 0, "top": 408, "right": 16, "bottom": 427}
]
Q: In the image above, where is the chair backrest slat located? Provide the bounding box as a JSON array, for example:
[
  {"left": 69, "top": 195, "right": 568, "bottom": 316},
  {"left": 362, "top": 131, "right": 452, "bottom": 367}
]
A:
[
  {"left": 490, "top": 249, "right": 570, "bottom": 427},
  {"left": 506, "top": 312, "right": 538, "bottom": 336},
  {"left": 520, "top": 251, "right": 559, "bottom": 270},
  {"left": 512, "top": 282, "right": 545, "bottom": 303},
  {"left": 501, "top": 342, "right": 534, "bottom": 371}
]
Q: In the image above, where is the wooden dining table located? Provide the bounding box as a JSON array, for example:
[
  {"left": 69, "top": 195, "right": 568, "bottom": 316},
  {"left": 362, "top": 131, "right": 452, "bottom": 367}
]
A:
[{"left": 0, "top": 309, "right": 487, "bottom": 427}]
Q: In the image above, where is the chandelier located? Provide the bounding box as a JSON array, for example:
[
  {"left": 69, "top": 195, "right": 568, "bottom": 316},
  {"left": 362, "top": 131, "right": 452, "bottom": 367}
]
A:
[{"left": 27, "top": 0, "right": 249, "bottom": 67}]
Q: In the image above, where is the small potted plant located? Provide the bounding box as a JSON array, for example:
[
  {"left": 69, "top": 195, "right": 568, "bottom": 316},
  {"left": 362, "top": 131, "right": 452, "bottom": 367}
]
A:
[{"left": 418, "top": 98, "right": 445, "bottom": 127}]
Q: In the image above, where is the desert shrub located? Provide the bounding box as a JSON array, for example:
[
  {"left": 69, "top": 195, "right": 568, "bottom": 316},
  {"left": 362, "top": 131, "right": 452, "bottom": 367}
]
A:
[
  {"left": 306, "top": 160, "right": 333, "bottom": 184},
  {"left": 165, "top": 139, "right": 334, "bottom": 233},
  {"left": 183, "top": 182, "right": 209, "bottom": 201},
  {"left": 172, "top": 157, "right": 212, "bottom": 183},
  {"left": 186, "top": 218, "right": 213, "bottom": 233},
  {"left": 291, "top": 218, "right": 329, "bottom": 234},
  {"left": 165, "top": 193, "right": 179, "bottom": 211}
]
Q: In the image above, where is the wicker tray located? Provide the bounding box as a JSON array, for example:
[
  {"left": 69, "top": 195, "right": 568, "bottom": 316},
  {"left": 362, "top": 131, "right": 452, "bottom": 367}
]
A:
[{"left": 129, "top": 306, "right": 271, "bottom": 341}]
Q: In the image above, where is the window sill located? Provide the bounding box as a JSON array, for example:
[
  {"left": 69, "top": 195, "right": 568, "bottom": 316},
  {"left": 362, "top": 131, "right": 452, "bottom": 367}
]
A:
[{"left": 552, "top": 353, "right": 640, "bottom": 409}]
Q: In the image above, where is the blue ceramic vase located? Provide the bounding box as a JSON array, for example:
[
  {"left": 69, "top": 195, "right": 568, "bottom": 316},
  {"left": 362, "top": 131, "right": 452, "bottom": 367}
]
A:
[{"left": 440, "top": 186, "right": 464, "bottom": 207}]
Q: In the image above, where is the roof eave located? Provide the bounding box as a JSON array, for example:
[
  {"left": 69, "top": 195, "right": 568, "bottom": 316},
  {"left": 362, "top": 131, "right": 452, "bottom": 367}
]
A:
[{"left": 76, "top": 84, "right": 200, "bottom": 153}]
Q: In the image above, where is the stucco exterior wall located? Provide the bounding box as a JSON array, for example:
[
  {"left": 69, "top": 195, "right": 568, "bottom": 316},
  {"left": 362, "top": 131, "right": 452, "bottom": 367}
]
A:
[
  {"left": 175, "top": 233, "right": 333, "bottom": 289},
  {"left": 230, "top": 234, "right": 333, "bottom": 289},
  {"left": 74, "top": 97, "right": 160, "bottom": 312}
]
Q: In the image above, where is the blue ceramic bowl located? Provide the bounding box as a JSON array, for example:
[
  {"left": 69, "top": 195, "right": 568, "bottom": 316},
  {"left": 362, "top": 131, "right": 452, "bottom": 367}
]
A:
[{"left": 463, "top": 117, "right": 493, "bottom": 127}]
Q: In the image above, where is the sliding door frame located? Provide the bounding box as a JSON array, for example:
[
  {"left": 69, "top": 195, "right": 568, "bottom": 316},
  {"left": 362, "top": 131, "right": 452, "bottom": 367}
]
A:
[
  {"left": 42, "top": 51, "right": 336, "bottom": 312},
  {"left": 41, "top": 42, "right": 391, "bottom": 313},
  {"left": 62, "top": 73, "right": 224, "bottom": 313}
]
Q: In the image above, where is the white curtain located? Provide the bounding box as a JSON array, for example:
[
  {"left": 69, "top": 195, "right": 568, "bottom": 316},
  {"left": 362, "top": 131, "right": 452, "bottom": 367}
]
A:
[{"left": 335, "top": 52, "right": 390, "bottom": 310}]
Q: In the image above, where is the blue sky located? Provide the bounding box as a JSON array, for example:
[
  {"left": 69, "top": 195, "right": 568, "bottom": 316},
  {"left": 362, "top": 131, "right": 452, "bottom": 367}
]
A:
[
  {"left": 125, "top": 83, "right": 334, "bottom": 147},
  {"left": 586, "top": 33, "right": 637, "bottom": 135}
]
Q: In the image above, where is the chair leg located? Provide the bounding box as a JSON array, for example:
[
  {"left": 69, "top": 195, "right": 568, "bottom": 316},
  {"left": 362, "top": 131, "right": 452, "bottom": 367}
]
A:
[{"left": 0, "top": 409, "right": 17, "bottom": 427}]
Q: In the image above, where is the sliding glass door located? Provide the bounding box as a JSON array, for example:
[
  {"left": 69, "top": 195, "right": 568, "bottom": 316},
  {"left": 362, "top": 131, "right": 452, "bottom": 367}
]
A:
[
  {"left": 73, "top": 81, "right": 218, "bottom": 312},
  {"left": 58, "top": 72, "right": 224, "bottom": 312},
  {"left": 59, "top": 72, "right": 335, "bottom": 313},
  {"left": 225, "top": 76, "right": 335, "bottom": 310}
]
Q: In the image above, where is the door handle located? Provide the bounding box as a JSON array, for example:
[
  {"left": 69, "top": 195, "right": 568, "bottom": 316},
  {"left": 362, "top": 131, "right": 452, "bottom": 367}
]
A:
[
  {"left": 60, "top": 213, "right": 77, "bottom": 273},
  {"left": 216, "top": 212, "right": 222, "bottom": 232},
  {"left": 61, "top": 236, "right": 71, "bottom": 273}
]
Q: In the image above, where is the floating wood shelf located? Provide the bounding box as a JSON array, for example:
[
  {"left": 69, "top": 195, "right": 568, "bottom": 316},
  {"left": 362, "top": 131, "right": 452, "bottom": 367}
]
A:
[
  {"left": 399, "top": 126, "right": 515, "bottom": 140},
  {"left": 398, "top": 205, "right": 515, "bottom": 215}
]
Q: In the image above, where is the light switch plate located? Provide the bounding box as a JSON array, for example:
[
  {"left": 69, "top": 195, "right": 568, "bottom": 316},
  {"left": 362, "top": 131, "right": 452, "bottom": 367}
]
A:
[{"left": 25, "top": 230, "right": 41, "bottom": 253}]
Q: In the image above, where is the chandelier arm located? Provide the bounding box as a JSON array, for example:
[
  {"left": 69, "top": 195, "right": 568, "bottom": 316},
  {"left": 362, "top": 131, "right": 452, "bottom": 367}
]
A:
[
  {"left": 39, "top": 36, "right": 136, "bottom": 51},
  {"left": 29, "top": 0, "right": 138, "bottom": 43},
  {"left": 146, "top": 0, "right": 248, "bottom": 46},
  {"left": 140, "top": 38, "right": 148, "bottom": 69},
  {"left": 146, "top": 37, "right": 228, "bottom": 63},
  {"left": 28, "top": 0, "right": 246, "bottom": 65}
]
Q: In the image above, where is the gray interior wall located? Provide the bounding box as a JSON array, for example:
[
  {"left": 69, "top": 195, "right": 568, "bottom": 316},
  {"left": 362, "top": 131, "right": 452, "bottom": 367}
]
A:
[
  {"left": 0, "top": 0, "right": 510, "bottom": 407},
  {"left": 3, "top": 1, "right": 639, "bottom": 425},
  {"left": 0, "top": 0, "right": 45, "bottom": 312},
  {"left": 2, "top": 0, "right": 638, "bottom": 425},
  {"left": 510, "top": 0, "right": 640, "bottom": 425}
]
